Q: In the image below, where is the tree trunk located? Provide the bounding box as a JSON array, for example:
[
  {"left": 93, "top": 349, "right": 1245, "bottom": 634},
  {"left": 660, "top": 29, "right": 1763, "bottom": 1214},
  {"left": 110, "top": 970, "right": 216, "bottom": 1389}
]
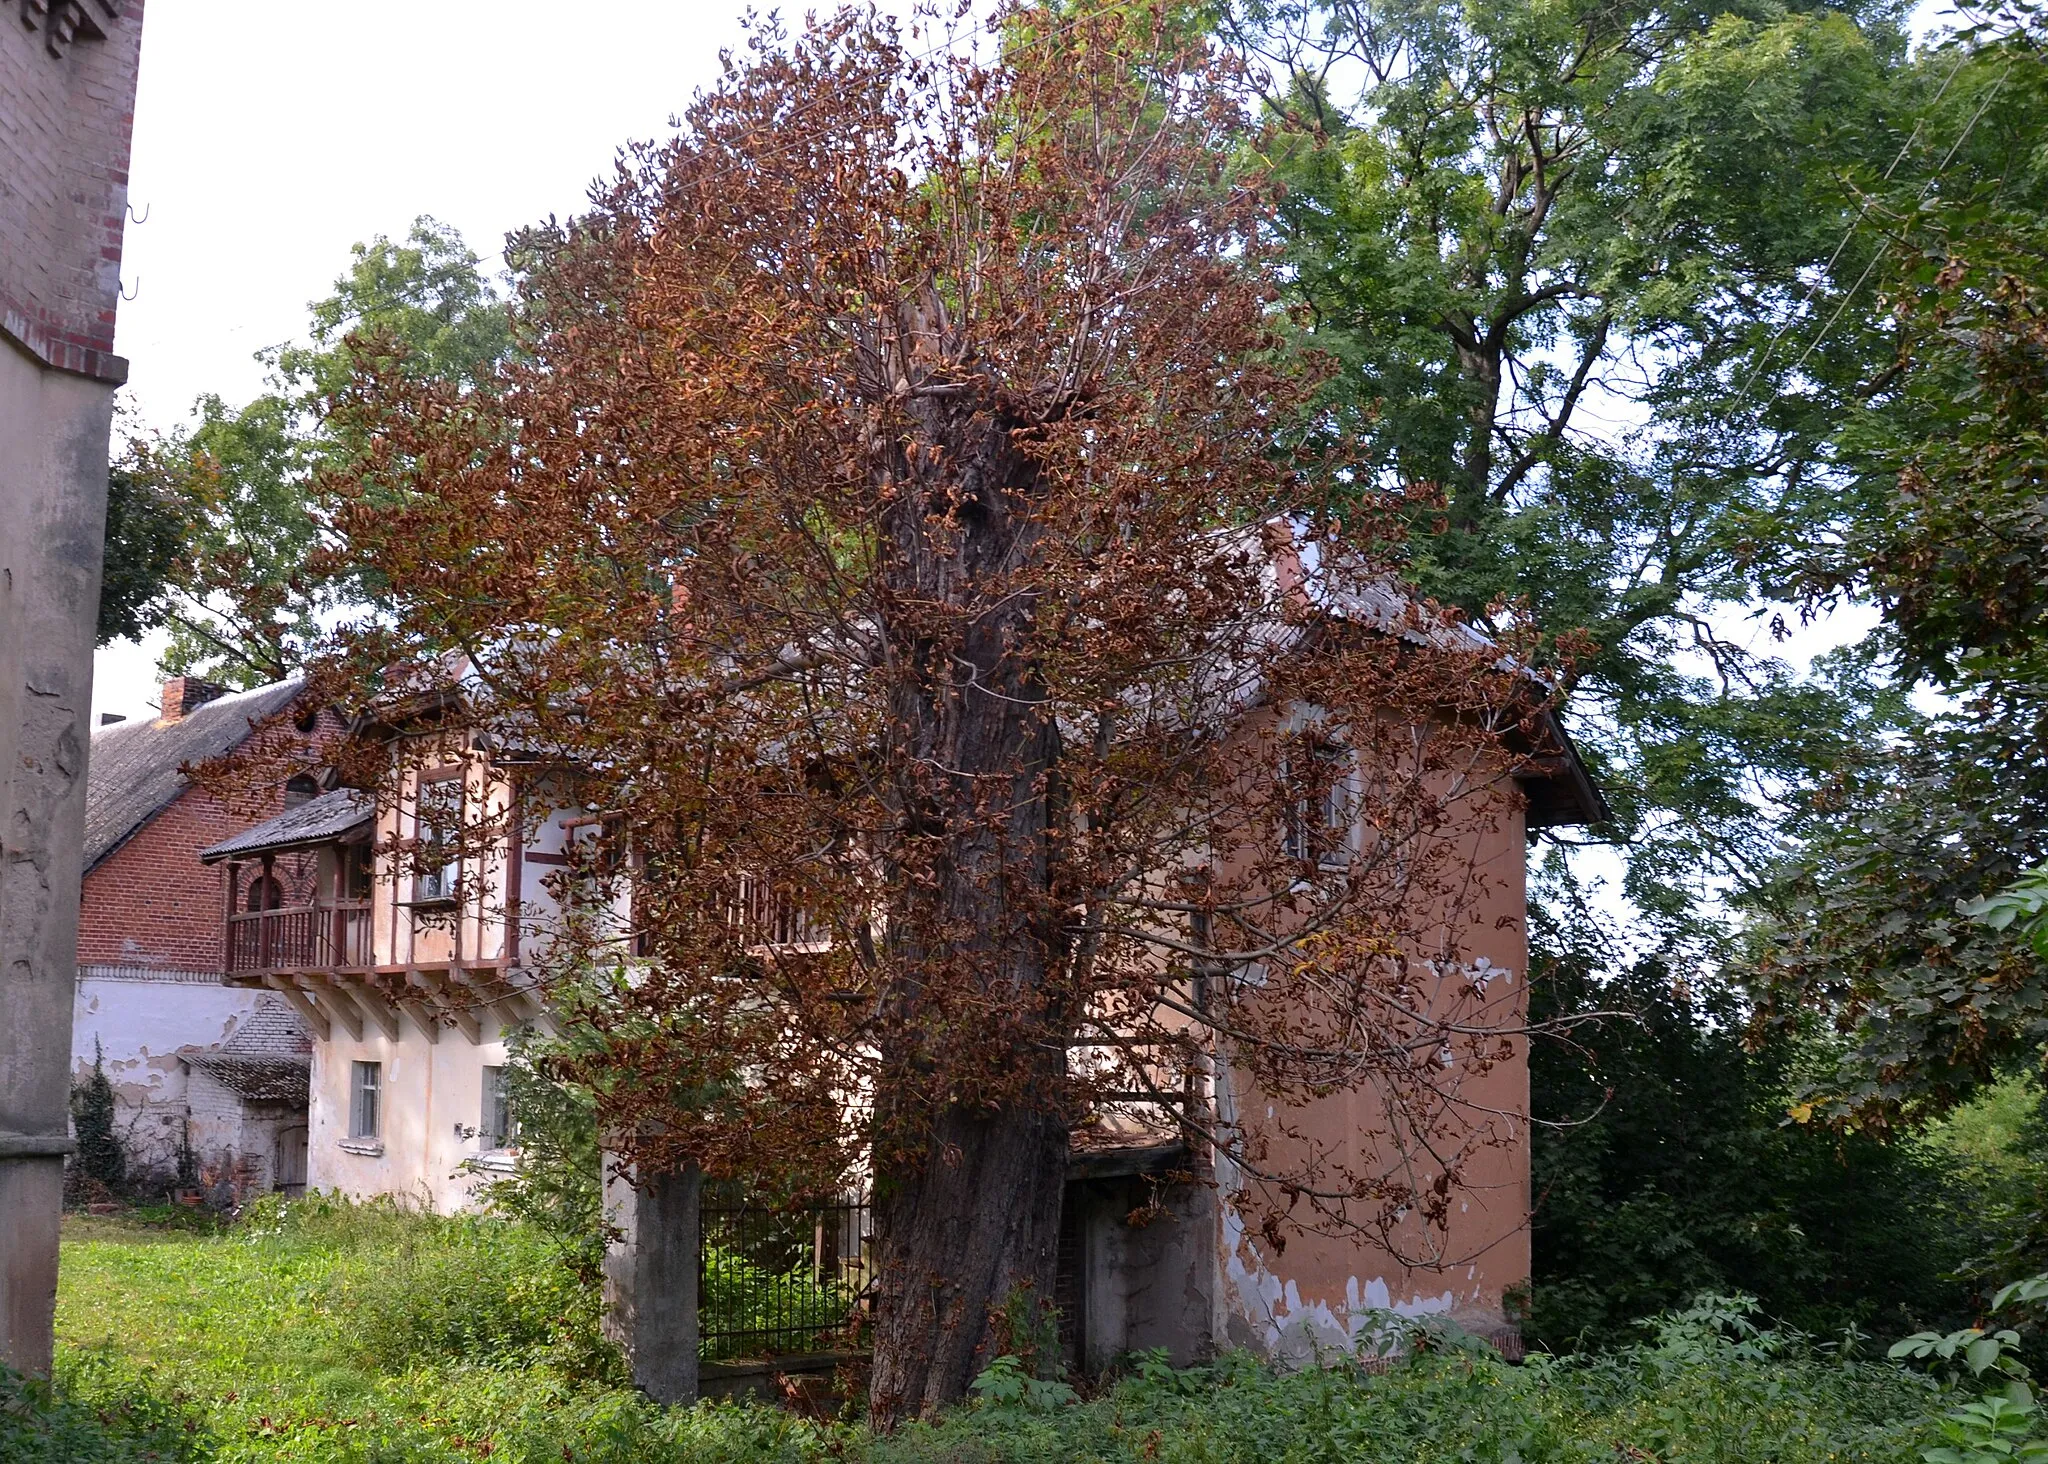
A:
[
  {"left": 864, "top": 365, "right": 1073, "bottom": 1425},
  {"left": 867, "top": 1102, "right": 1069, "bottom": 1423}
]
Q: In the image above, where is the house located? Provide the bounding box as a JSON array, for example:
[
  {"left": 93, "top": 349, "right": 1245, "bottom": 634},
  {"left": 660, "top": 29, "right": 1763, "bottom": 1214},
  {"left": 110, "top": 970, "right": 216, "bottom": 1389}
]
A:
[
  {"left": 198, "top": 732, "right": 572, "bottom": 1212},
  {"left": 200, "top": 540, "right": 1602, "bottom": 1377},
  {"left": 74, "top": 675, "right": 334, "bottom": 1197}
]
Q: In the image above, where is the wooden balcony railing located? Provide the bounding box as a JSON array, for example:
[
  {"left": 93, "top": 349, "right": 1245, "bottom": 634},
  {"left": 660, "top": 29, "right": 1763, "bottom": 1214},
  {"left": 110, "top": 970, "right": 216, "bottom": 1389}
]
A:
[{"left": 226, "top": 902, "right": 373, "bottom": 975}]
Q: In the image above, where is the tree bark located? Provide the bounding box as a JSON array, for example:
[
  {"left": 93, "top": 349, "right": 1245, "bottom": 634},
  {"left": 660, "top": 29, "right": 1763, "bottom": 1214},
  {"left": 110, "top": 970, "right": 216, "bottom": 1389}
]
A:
[{"left": 864, "top": 368, "right": 1073, "bottom": 1425}]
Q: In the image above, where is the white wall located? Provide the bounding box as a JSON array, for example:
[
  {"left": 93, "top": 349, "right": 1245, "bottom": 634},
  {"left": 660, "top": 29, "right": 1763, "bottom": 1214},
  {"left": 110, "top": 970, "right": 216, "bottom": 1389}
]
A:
[
  {"left": 71, "top": 971, "right": 271, "bottom": 1171},
  {"left": 307, "top": 1019, "right": 512, "bottom": 1213}
]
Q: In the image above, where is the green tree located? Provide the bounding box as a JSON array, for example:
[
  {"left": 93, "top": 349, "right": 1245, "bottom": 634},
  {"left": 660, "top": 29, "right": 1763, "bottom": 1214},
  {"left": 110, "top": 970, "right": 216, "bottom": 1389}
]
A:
[
  {"left": 1530, "top": 908, "right": 1988, "bottom": 1348},
  {"left": 1746, "top": 19, "right": 2048, "bottom": 1128},
  {"left": 129, "top": 216, "right": 511, "bottom": 687},
  {"left": 1230, "top": 0, "right": 1925, "bottom": 940},
  {"left": 96, "top": 459, "right": 186, "bottom": 647},
  {"left": 70, "top": 1039, "right": 126, "bottom": 1192}
]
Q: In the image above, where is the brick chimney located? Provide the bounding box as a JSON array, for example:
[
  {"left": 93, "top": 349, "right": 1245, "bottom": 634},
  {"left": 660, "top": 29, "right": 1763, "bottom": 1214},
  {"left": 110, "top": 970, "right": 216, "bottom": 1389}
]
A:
[{"left": 159, "top": 677, "right": 226, "bottom": 722}]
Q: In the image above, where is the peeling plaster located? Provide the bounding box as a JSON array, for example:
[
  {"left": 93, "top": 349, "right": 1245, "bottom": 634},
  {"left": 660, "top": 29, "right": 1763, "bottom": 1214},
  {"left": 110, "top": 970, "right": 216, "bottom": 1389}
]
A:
[{"left": 1219, "top": 1195, "right": 1457, "bottom": 1362}]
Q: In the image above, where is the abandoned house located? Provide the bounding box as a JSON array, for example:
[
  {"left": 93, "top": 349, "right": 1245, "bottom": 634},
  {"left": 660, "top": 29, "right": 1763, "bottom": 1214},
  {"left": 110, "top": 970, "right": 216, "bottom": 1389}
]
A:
[
  {"left": 200, "top": 523, "right": 1603, "bottom": 1384},
  {"left": 74, "top": 675, "right": 336, "bottom": 1196}
]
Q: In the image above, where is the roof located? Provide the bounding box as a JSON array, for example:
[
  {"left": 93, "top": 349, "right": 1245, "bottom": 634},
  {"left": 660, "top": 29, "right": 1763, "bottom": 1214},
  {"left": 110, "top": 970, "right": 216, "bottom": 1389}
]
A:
[
  {"left": 186, "top": 1054, "right": 310, "bottom": 1107},
  {"left": 83, "top": 679, "right": 306, "bottom": 872},
  {"left": 186, "top": 995, "right": 312, "bottom": 1107},
  {"left": 200, "top": 787, "right": 373, "bottom": 864}
]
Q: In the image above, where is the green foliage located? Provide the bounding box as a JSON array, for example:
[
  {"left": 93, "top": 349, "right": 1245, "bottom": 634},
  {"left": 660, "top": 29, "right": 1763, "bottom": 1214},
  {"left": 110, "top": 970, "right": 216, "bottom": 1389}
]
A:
[
  {"left": 1740, "top": 15, "right": 2048, "bottom": 1126},
  {"left": 29, "top": 1209, "right": 1968, "bottom": 1463},
  {"left": 1240, "top": 0, "right": 1918, "bottom": 941},
  {"left": 967, "top": 1355, "right": 1077, "bottom": 1414},
  {"left": 472, "top": 1041, "right": 608, "bottom": 1289},
  {"left": 1892, "top": 1273, "right": 2048, "bottom": 1463},
  {"left": 95, "top": 462, "right": 186, "bottom": 648},
  {"left": 1529, "top": 924, "right": 1987, "bottom": 1348},
  {"left": 68, "top": 1040, "right": 125, "bottom": 1193},
  {"left": 123, "top": 216, "right": 510, "bottom": 685}
]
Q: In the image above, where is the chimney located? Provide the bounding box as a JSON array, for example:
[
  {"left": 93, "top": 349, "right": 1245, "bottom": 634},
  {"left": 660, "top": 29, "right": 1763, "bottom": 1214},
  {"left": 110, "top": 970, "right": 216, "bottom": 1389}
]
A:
[{"left": 159, "top": 677, "right": 226, "bottom": 722}]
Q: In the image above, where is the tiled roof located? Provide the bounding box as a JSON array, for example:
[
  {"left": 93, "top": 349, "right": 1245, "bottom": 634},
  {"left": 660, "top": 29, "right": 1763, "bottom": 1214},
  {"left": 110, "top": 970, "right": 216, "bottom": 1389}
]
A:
[
  {"left": 83, "top": 679, "right": 306, "bottom": 871},
  {"left": 187, "top": 1054, "right": 310, "bottom": 1107},
  {"left": 200, "top": 788, "right": 372, "bottom": 864}
]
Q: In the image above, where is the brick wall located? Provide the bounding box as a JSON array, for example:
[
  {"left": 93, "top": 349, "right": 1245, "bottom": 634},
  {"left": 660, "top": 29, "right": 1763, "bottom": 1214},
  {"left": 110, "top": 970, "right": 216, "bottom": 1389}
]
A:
[
  {"left": 0, "top": 0, "right": 146, "bottom": 383},
  {"left": 78, "top": 704, "right": 346, "bottom": 973}
]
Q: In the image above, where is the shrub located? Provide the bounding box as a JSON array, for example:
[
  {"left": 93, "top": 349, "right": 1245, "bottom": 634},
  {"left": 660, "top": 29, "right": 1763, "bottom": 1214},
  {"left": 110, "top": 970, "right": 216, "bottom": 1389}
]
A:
[{"left": 68, "top": 1040, "right": 126, "bottom": 1195}]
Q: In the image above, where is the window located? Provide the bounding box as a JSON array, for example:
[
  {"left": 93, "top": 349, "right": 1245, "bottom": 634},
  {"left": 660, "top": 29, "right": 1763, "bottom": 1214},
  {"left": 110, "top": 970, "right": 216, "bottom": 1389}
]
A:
[
  {"left": 734, "top": 873, "right": 829, "bottom": 951},
  {"left": 480, "top": 1065, "right": 512, "bottom": 1150},
  {"left": 245, "top": 874, "right": 284, "bottom": 912},
  {"left": 283, "top": 773, "right": 319, "bottom": 808},
  {"left": 349, "top": 1061, "right": 382, "bottom": 1139},
  {"left": 412, "top": 770, "right": 463, "bottom": 903},
  {"left": 341, "top": 843, "right": 374, "bottom": 901},
  {"left": 1282, "top": 738, "right": 1352, "bottom": 868}
]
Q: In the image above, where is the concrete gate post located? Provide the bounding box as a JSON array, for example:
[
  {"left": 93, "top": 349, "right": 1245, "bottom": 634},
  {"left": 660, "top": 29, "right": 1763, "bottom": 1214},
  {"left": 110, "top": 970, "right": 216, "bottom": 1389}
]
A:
[
  {"left": 1, "top": 0, "right": 148, "bottom": 1379},
  {"left": 602, "top": 1158, "right": 701, "bottom": 1404}
]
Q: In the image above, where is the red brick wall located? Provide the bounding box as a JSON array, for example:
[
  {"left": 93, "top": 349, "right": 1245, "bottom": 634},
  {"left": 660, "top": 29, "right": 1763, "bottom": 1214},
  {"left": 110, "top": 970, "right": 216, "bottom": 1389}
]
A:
[
  {"left": 0, "top": 0, "right": 146, "bottom": 383},
  {"left": 78, "top": 705, "right": 346, "bottom": 974}
]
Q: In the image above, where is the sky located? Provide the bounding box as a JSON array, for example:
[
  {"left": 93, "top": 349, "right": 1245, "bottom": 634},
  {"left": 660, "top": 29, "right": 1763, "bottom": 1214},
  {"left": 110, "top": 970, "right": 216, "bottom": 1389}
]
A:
[{"left": 95, "top": 1, "right": 769, "bottom": 722}]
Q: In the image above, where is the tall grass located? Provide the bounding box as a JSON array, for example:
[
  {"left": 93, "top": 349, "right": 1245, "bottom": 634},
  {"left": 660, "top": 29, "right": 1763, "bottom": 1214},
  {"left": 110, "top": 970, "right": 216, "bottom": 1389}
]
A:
[{"left": 4, "top": 1198, "right": 1959, "bottom": 1464}]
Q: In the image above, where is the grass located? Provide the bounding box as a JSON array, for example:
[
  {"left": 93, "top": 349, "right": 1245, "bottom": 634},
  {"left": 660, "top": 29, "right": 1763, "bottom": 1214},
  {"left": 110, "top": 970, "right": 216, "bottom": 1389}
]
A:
[{"left": 0, "top": 1196, "right": 1966, "bottom": 1463}]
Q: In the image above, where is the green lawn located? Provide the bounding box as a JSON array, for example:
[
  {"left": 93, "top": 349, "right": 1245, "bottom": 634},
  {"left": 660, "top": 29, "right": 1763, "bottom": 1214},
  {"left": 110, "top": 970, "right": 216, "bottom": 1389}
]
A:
[{"left": 0, "top": 1198, "right": 1956, "bottom": 1463}]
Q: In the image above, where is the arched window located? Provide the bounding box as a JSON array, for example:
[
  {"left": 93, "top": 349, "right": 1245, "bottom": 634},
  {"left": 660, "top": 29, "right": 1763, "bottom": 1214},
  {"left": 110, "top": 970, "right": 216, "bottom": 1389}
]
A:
[
  {"left": 246, "top": 874, "right": 284, "bottom": 912},
  {"left": 283, "top": 773, "right": 319, "bottom": 809}
]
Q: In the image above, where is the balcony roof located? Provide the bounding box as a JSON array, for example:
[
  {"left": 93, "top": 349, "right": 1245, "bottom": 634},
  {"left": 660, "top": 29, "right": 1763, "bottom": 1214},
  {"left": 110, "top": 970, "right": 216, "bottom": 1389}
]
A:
[{"left": 201, "top": 788, "right": 374, "bottom": 864}]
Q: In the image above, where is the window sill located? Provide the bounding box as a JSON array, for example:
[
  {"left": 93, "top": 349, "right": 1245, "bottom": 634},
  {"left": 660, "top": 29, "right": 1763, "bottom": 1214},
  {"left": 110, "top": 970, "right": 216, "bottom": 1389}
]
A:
[
  {"left": 398, "top": 896, "right": 459, "bottom": 911},
  {"left": 338, "top": 1138, "right": 384, "bottom": 1156},
  {"left": 464, "top": 1149, "right": 519, "bottom": 1175}
]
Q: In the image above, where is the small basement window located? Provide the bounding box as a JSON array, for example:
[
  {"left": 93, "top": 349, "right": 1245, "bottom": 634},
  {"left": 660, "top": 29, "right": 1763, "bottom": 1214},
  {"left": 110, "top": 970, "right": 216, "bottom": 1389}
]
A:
[{"left": 349, "top": 1061, "right": 382, "bottom": 1140}]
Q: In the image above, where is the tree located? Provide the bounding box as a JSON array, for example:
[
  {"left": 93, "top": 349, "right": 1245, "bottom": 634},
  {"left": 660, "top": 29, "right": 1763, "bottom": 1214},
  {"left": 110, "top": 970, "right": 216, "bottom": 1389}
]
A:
[
  {"left": 1747, "top": 17, "right": 2048, "bottom": 1129},
  {"left": 324, "top": 3, "right": 1576, "bottom": 1421},
  {"left": 1224, "top": 0, "right": 1921, "bottom": 942},
  {"left": 124, "top": 218, "right": 511, "bottom": 687},
  {"left": 1529, "top": 905, "right": 1985, "bottom": 1347},
  {"left": 69, "top": 1039, "right": 125, "bottom": 1192},
  {"left": 96, "top": 459, "right": 186, "bottom": 647}
]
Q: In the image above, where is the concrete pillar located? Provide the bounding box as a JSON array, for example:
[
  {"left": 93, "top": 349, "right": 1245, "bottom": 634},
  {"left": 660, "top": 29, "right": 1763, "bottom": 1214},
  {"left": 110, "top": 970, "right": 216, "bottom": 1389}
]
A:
[
  {"left": 2, "top": 0, "right": 146, "bottom": 1378},
  {"left": 0, "top": 345, "right": 112, "bottom": 1376},
  {"left": 602, "top": 1158, "right": 701, "bottom": 1404}
]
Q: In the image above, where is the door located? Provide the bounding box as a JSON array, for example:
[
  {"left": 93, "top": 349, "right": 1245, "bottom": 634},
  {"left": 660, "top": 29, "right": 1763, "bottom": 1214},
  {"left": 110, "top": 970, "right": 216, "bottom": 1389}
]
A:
[{"left": 273, "top": 1123, "right": 309, "bottom": 1196}]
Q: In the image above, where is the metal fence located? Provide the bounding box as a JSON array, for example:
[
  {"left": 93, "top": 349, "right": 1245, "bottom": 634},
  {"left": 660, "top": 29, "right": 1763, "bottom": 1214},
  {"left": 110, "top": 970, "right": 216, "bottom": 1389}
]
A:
[{"left": 698, "top": 1182, "right": 872, "bottom": 1361}]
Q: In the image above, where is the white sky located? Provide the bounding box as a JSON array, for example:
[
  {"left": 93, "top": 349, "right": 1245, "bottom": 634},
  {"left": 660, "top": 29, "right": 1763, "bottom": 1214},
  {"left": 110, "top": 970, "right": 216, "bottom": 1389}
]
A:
[{"left": 96, "top": 0, "right": 765, "bottom": 722}]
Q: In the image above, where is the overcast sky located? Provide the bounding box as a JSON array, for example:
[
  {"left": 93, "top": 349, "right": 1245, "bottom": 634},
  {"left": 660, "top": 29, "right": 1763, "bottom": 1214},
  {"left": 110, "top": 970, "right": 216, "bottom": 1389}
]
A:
[{"left": 95, "top": 1, "right": 772, "bottom": 722}]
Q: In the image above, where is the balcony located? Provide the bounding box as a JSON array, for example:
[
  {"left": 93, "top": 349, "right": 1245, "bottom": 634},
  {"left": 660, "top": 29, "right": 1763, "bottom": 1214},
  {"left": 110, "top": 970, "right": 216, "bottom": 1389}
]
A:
[{"left": 226, "top": 901, "right": 373, "bottom": 976}]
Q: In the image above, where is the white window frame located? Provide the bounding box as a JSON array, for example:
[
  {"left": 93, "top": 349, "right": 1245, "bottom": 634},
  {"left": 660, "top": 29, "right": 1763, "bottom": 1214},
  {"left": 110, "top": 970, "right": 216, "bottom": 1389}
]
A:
[{"left": 349, "top": 1060, "right": 382, "bottom": 1140}]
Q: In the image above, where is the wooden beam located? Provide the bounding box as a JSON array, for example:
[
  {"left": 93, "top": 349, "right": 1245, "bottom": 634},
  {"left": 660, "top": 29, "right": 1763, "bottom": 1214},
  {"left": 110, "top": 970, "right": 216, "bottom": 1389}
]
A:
[
  {"left": 310, "top": 978, "right": 366, "bottom": 1042},
  {"left": 264, "top": 975, "right": 330, "bottom": 1041},
  {"left": 409, "top": 969, "right": 482, "bottom": 1044},
  {"left": 343, "top": 979, "right": 403, "bottom": 1042},
  {"left": 397, "top": 998, "right": 442, "bottom": 1044}
]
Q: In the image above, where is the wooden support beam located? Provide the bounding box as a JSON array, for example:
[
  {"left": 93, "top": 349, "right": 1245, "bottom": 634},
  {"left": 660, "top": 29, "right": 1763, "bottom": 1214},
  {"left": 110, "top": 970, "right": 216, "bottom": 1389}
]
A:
[
  {"left": 311, "top": 979, "right": 367, "bottom": 1042},
  {"left": 448, "top": 965, "right": 525, "bottom": 1035},
  {"left": 264, "top": 975, "right": 330, "bottom": 1041},
  {"left": 409, "top": 969, "right": 482, "bottom": 1044},
  {"left": 397, "top": 998, "right": 442, "bottom": 1044},
  {"left": 342, "top": 980, "right": 402, "bottom": 1043}
]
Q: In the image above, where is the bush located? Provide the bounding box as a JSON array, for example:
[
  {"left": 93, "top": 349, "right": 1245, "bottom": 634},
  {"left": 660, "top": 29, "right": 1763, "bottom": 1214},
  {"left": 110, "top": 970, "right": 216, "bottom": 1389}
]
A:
[{"left": 67, "top": 1040, "right": 126, "bottom": 1196}]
